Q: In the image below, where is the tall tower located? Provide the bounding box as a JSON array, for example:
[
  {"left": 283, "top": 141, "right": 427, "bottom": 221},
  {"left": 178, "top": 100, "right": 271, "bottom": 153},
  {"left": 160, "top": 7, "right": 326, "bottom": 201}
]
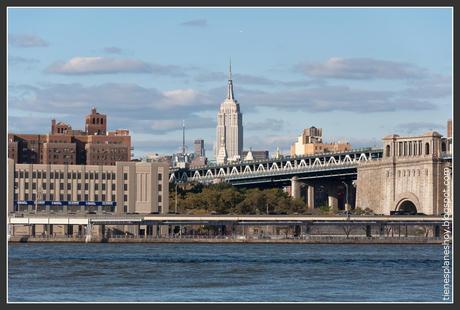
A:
[{"left": 215, "top": 60, "right": 243, "bottom": 163}]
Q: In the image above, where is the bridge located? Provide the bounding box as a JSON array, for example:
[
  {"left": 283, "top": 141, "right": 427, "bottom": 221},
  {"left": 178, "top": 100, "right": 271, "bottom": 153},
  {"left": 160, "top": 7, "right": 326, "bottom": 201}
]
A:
[{"left": 170, "top": 148, "right": 383, "bottom": 186}]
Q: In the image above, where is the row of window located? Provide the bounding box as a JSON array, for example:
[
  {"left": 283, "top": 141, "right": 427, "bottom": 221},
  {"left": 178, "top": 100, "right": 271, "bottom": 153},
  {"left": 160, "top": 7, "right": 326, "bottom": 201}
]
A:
[
  {"left": 15, "top": 170, "right": 118, "bottom": 180},
  {"left": 386, "top": 169, "right": 428, "bottom": 177},
  {"left": 15, "top": 193, "right": 116, "bottom": 202},
  {"left": 15, "top": 181, "right": 119, "bottom": 191}
]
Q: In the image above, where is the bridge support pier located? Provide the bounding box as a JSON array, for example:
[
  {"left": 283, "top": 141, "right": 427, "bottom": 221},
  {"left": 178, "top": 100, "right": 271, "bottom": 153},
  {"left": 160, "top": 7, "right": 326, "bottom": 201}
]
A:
[
  {"left": 328, "top": 196, "right": 338, "bottom": 209},
  {"left": 307, "top": 185, "right": 315, "bottom": 209},
  {"left": 291, "top": 177, "right": 301, "bottom": 199}
]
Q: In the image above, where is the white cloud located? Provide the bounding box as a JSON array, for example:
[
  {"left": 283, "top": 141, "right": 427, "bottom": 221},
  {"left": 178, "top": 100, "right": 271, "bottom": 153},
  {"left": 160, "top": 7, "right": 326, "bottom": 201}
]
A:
[
  {"left": 9, "top": 34, "right": 48, "bottom": 48},
  {"left": 297, "top": 57, "right": 427, "bottom": 80},
  {"left": 46, "top": 56, "right": 186, "bottom": 76}
]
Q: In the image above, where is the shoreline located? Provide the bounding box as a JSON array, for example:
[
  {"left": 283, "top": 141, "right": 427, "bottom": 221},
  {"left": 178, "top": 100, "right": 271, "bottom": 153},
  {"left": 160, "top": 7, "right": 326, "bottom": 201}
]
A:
[{"left": 9, "top": 236, "right": 444, "bottom": 244}]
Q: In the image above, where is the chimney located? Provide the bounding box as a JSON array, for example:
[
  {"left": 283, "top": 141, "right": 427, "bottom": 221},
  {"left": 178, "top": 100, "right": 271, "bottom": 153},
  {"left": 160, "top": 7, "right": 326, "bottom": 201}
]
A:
[{"left": 51, "top": 119, "right": 56, "bottom": 134}]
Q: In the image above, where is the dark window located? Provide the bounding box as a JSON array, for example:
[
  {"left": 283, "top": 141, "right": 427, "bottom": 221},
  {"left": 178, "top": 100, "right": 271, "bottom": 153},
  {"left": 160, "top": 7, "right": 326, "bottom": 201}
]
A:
[
  {"left": 112, "top": 173, "right": 116, "bottom": 179},
  {"left": 77, "top": 183, "right": 81, "bottom": 190},
  {"left": 95, "top": 183, "right": 98, "bottom": 190},
  {"left": 32, "top": 171, "right": 36, "bottom": 179},
  {"left": 102, "top": 184, "right": 106, "bottom": 191},
  {"left": 32, "top": 183, "right": 36, "bottom": 190},
  {"left": 67, "top": 173, "right": 71, "bottom": 179},
  {"left": 85, "top": 172, "right": 88, "bottom": 179},
  {"left": 32, "top": 193, "right": 36, "bottom": 201},
  {"left": 37, "top": 171, "right": 42, "bottom": 179},
  {"left": 158, "top": 195, "right": 162, "bottom": 203},
  {"left": 90, "top": 173, "right": 93, "bottom": 180},
  {"left": 158, "top": 174, "right": 162, "bottom": 181},
  {"left": 60, "top": 183, "right": 64, "bottom": 190},
  {"left": 50, "top": 183, "right": 54, "bottom": 190},
  {"left": 50, "top": 194, "right": 54, "bottom": 200},
  {"left": 14, "top": 171, "right": 18, "bottom": 178},
  {"left": 124, "top": 184, "right": 128, "bottom": 191},
  {"left": 112, "top": 184, "right": 116, "bottom": 191},
  {"left": 60, "top": 172, "right": 64, "bottom": 179},
  {"left": 102, "top": 194, "right": 106, "bottom": 201},
  {"left": 72, "top": 172, "right": 76, "bottom": 179},
  {"left": 385, "top": 145, "right": 390, "bottom": 157},
  {"left": 102, "top": 173, "right": 106, "bottom": 180},
  {"left": 95, "top": 173, "right": 98, "bottom": 180},
  {"left": 85, "top": 194, "right": 88, "bottom": 201},
  {"left": 124, "top": 194, "right": 127, "bottom": 202},
  {"left": 124, "top": 205, "right": 127, "bottom": 213},
  {"left": 42, "top": 183, "right": 46, "bottom": 190},
  {"left": 158, "top": 184, "right": 162, "bottom": 191},
  {"left": 85, "top": 183, "right": 88, "bottom": 190},
  {"left": 112, "top": 194, "right": 115, "bottom": 201},
  {"left": 67, "top": 183, "right": 71, "bottom": 190},
  {"left": 50, "top": 172, "right": 54, "bottom": 178},
  {"left": 124, "top": 173, "right": 128, "bottom": 180},
  {"left": 425, "top": 143, "right": 430, "bottom": 155},
  {"left": 25, "top": 171, "right": 29, "bottom": 178},
  {"left": 19, "top": 171, "right": 23, "bottom": 178},
  {"left": 95, "top": 194, "right": 99, "bottom": 201},
  {"left": 78, "top": 172, "right": 81, "bottom": 179}
]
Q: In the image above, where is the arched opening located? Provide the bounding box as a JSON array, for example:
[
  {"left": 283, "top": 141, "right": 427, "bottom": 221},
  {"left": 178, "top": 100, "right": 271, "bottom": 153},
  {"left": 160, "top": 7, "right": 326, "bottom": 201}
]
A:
[
  {"left": 441, "top": 141, "right": 446, "bottom": 152},
  {"left": 398, "top": 200, "right": 417, "bottom": 215},
  {"left": 385, "top": 145, "right": 391, "bottom": 157},
  {"left": 425, "top": 142, "right": 430, "bottom": 155}
]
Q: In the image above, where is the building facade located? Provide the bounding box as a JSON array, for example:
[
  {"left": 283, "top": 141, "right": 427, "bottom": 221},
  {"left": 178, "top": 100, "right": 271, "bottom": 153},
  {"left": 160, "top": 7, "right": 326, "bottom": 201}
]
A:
[
  {"left": 356, "top": 130, "right": 452, "bottom": 215},
  {"left": 8, "top": 159, "right": 169, "bottom": 215},
  {"left": 215, "top": 62, "right": 243, "bottom": 164},
  {"left": 290, "top": 126, "right": 351, "bottom": 157},
  {"left": 194, "top": 139, "right": 205, "bottom": 157},
  {"left": 8, "top": 107, "right": 131, "bottom": 165},
  {"left": 242, "top": 150, "right": 269, "bottom": 161}
]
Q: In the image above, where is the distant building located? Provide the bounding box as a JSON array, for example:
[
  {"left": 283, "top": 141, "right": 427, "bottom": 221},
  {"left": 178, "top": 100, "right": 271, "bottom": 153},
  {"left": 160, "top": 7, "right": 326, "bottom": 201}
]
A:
[
  {"left": 8, "top": 107, "right": 131, "bottom": 165},
  {"left": 290, "top": 126, "right": 351, "bottom": 156},
  {"left": 190, "top": 156, "right": 207, "bottom": 168},
  {"left": 8, "top": 158, "right": 169, "bottom": 214},
  {"left": 194, "top": 139, "right": 205, "bottom": 157},
  {"left": 215, "top": 61, "right": 243, "bottom": 164},
  {"left": 242, "top": 150, "right": 269, "bottom": 161},
  {"left": 447, "top": 118, "right": 452, "bottom": 138}
]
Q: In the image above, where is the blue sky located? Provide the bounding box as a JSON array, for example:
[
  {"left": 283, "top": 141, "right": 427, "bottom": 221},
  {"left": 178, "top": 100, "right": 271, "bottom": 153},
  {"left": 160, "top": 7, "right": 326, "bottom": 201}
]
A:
[{"left": 8, "top": 7, "right": 452, "bottom": 159}]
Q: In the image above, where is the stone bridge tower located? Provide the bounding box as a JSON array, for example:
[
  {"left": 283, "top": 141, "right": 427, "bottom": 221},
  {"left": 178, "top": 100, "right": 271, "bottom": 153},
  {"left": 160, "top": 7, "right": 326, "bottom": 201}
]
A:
[{"left": 356, "top": 130, "right": 452, "bottom": 215}]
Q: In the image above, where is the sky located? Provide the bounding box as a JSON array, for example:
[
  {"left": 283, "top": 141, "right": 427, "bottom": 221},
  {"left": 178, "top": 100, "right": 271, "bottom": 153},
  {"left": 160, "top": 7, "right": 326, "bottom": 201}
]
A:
[{"left": 7, "top": 7, "right": 453, "bottom": 160}]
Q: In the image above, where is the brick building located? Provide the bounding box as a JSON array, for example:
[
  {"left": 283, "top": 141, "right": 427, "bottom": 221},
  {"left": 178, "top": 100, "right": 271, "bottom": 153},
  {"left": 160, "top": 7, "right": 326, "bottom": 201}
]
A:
[{"left": 8, "top": 107, "right": 131, "bottom": 165}]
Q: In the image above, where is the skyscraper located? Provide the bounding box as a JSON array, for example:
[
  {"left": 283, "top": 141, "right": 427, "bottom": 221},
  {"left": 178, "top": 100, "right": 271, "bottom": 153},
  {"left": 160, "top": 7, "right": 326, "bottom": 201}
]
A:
[
  {"left": 194, "top": 139, "right": 205, "bottom": 157},
  {"left": 215, "top": 61, "right": 243, "bottom": 164}
]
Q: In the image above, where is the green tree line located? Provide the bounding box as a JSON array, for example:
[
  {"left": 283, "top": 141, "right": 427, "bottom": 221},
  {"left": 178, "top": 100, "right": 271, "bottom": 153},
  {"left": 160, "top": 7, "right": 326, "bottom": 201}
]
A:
[{"left": 169, "top": 182, "right": 307, "bottom": 215}]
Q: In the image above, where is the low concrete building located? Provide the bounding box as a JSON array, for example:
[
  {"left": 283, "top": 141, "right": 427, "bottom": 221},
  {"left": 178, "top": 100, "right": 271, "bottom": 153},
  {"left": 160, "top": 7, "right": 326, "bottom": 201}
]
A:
[
  {"left": 8, "top": 159, "right": 169, "bottom": 215},
  {"left": 356, "top": 131, "right": 452, "bottom": 215}
]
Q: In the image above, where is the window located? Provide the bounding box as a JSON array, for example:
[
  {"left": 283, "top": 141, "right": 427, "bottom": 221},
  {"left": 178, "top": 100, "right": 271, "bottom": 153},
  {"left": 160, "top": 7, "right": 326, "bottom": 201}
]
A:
[
  {"left": 50, "top": 183, "right": 54, "bottom": 190},
  {"left": 158, "top": 174, "right": 162, "bottom": 181},
  {"left": 19, "top": 171, "right": 23, "bottom": 178},
  {"left": 78, "top": 172, "right": 81, "bottom": 179},
  {"left": 90, "top": 173, "right": 93, "bottom": 180},
  {"left": 77, "top": 194, "right": 81, "bottom": 201},
  {"left": 32, "top": 193, "right": 36, "bottom": 201},
  {"left": 67, "top": 173, "right": 71, "bottom": 179},
  {"left": 102, "top": 173, "right": 106, "bottom": 180},
  {"left": 85, "top": 172, "right": 88, "bottom": 179},
  {"left": 38, "top": 171, "right": 42, "bottom": 179},
  {"left": 95, "top": 183, "right": 99, "bottom": 190},
  {"left": 85, "top": 194, "right": 88, "bottom": 201},
  {"left": 112, "top": 184, "right": 115, "bottom": 191},
  {"left": 73, "top": 172, "right": 76, "bottom": 179},
  {"left": 67, "top": 183, "right": 71, "bottom": 190},
  {"left": 42, "top": 182, "right": 46, "bottom": 190},
  {"left": 50, "top": 172, "right": 54, "bottom": 179},
  {"left": 124, "top": 173, "right": 128, "bottom": 180},
  {"left": 124, "top": 205, "right": 128, "bottom": 213},
  {"left": 124, "top": 194, "right": 127, "bottom": 202},
  {"left": 85, "top": 183, "right": 88, "bottom": 190},
  {"left": 102, "top": 194, "right": 106, "bottom": 201},
  {"left": 102, "top": 184, "right": 106, "bottom": 191},
  {"left": 60, "top": 172, "right": 64, "bottom": 179},
  {"left": 425, "top": 143, "right": 430, "bottom": 155},
  {"left": 385, "top": 145, "right": 390, "bottom": 157},
  {"left": 60, "top": 183, "right": 64, "bottom": 190},
  {"left": 50, "top": 194, "right": 54, "bottom": 200},
  {"left": 158, "top": 195, "right": 162, "bottom": 203},
  {"left": 32, "top": 171, "right": 36, "bottom": 179},
  {"left": 25, "top": 171, "right": 29, "bottom": 178},
  {"left": 95, "top": 173, "right": 98, "bottom": 180},
  {"left": 124, "top": 184, "right": 128, "bottom": 191},
  {"left": 112, "top": 194, "right": 116, "bottom": 201},
  {"left": 158, "top": 184, "right": 162, "bottom": 191}
]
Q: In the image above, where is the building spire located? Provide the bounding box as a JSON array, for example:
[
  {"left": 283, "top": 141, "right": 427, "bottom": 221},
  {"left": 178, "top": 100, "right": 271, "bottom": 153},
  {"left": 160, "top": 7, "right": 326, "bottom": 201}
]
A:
[
  {"left": 182, "top": 120, "right": 186, "bottom": 155},
  {"left": 227, "top": 58, "right": 235, "bottom": 100}
]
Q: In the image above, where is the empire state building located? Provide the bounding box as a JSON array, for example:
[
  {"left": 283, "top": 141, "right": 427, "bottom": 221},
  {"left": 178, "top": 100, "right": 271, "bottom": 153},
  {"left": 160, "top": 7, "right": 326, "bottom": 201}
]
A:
[{"left": 215, "top": 62, "right": 243, "bottom": 164}]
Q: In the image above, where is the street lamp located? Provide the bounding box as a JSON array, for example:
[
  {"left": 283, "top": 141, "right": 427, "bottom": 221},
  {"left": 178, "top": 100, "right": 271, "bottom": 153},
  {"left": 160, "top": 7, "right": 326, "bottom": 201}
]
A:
[{"left": 341, "top": 181, "right": 349, "bottom": 212}]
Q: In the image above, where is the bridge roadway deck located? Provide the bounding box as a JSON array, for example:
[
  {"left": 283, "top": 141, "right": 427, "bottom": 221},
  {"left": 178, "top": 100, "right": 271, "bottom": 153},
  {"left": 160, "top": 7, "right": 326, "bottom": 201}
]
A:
[{"left": 8, "top": 214, "right": 450, "bottom": 226}]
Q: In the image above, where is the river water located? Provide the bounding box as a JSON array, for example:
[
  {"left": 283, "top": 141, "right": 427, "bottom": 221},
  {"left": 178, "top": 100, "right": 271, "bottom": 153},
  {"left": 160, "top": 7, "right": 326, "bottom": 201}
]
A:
[{"left": 8, "top": 243, "right": 448, "bottom": 302}]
